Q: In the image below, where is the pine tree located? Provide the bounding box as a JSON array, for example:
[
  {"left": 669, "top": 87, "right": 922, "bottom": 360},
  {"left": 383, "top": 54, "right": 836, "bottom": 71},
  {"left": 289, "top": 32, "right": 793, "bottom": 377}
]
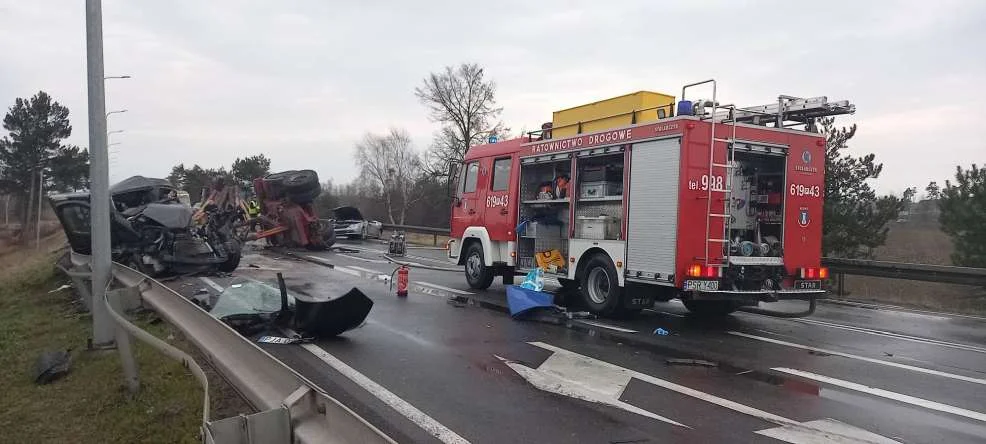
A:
[
  {"left": 820, "top": 117, "right": 906, "bottom": 258},
  {"left": 939, "top": 164, "right": 986, "bottom": 267}
]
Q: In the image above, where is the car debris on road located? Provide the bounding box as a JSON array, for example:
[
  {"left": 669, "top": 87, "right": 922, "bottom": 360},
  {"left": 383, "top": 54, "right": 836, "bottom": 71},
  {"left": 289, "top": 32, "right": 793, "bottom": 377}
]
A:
[{"left": 207, "top": 273, "right": 372, "bottom": 340}]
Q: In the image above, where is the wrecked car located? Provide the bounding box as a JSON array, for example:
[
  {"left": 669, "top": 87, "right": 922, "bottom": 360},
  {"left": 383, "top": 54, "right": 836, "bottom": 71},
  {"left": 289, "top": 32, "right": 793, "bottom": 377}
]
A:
[
  {"left": 49, "top": 175, "right": 242, "bottom": 277},
  {"left": 332, "top": 206, "right": 383, "bottom": 240}
]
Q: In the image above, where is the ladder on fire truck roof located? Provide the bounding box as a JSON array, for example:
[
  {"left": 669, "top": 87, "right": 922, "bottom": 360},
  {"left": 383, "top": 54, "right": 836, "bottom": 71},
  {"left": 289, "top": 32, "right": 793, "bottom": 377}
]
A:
[
  {"left": 711, "top": 95, "right": 855, "bottom": 131},
  {"left": 682, "top": 79, "right": 737, "bottom": 270}
]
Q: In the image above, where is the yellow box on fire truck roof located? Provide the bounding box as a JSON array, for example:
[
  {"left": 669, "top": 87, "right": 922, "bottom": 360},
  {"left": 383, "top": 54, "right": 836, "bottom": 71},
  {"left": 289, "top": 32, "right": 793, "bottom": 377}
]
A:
[{"left": 550, "top": 91, "right": 676, "bottom": 138}]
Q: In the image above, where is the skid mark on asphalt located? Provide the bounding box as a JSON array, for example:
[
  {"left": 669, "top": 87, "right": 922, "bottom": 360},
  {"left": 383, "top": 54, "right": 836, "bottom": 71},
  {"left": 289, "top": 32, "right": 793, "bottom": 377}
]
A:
[
  {"left": 791, "top": 318, "right": 986, "bottom": 354},
  {"left": 302, "top": 343, "right": 470, "bottom": 444},
  {"left": 501, "top": 342, "right": 899, "bottom": 443},
  {"left": 773, "top": 367, "right": 986, "bottom": 423},
  {"left": 729, "top": 331, "right": 986, "bottom": 386}
]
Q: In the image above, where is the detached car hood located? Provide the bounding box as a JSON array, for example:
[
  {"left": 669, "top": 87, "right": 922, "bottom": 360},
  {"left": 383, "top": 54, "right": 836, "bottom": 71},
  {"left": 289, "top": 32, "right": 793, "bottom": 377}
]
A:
[{"left": 332, "top": 206, "right": 364, "bottom": 222}]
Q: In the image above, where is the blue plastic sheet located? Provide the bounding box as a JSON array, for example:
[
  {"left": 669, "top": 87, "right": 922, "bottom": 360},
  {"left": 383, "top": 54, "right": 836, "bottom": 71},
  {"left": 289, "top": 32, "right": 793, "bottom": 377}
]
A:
[{"left": 506, "top": 285, "right": 554, "bottom": 317}]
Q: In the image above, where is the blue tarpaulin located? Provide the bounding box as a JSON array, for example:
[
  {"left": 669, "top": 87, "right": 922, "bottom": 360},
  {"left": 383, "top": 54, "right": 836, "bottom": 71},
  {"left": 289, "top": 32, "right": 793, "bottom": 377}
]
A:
[{"left": 506, "top": 285, "right": 554, "bottom": 317}]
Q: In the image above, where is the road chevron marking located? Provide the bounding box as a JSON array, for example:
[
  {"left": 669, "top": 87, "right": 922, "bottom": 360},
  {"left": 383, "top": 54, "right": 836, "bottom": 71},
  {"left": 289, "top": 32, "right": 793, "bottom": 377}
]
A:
[{"left": 500, "top": 342, "right": 899, "bottom": 443}]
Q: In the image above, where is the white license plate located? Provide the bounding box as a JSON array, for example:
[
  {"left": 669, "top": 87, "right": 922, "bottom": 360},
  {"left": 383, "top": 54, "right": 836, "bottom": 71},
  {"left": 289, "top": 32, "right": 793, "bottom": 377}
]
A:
[{"left": 684, "top": 280, "right": 720, "bottom": 291}]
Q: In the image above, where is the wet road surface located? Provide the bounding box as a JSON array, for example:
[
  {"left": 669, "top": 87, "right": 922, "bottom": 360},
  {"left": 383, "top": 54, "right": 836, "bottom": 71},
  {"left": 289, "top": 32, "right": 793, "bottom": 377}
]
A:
[{"left": 163, "top": 240, "right": 986, "bottom": 443}]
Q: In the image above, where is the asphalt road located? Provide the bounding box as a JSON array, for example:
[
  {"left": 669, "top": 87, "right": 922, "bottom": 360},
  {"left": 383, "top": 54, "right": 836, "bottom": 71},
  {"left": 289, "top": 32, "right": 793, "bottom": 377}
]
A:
[{"left": 164, "top": 240, "right": 986, "bottom": 443}]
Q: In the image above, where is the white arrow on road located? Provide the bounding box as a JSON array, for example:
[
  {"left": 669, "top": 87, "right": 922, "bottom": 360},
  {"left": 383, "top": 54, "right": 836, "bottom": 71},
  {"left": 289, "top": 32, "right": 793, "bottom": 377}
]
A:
[{"left": 500, "top": 342, "right": 900, "bottom": 444}]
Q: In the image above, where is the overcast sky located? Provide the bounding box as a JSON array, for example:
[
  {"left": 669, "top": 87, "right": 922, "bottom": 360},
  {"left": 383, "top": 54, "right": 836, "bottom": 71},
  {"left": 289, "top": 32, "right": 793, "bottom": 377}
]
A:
[{"left": 1, "top": 0, "right": 983, "bottom": 194}]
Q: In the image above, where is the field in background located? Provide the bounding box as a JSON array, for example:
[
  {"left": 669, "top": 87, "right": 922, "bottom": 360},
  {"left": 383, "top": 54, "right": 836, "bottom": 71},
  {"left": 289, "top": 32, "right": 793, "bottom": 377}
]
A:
[{"left": 841, "top": 200, "right": 986, "bottom": 314}]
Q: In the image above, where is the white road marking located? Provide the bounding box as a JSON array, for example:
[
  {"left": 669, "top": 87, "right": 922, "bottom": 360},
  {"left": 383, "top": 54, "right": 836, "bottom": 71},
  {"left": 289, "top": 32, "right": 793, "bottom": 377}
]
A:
[
  {"left": 756, "top": 418, "right": 900, "bottom": 444},
  {"left": 338, "top": 253, "right": 389, "bottom": 264},
  {"left": 773, "top": 367, "right": 986, "bottom": 423},
  {"left": 199, "top": 277, "right": 225, "bottom": 293},
  {"left": 729, "top": 331, "right": 986, "bottom": 386},
  {"left": 303, "top": 255, "right": 363, "bottom": 277},
  {"left": 644, "top": 308, "right": 686, "bottom": 318},
  {"left": 793, "top": 318, "right": 986, "bottom": 354},
  {"left": 301, "top": 343, "right": 470, "bottom": 444},
  {"left": 349, "top": 265, "right": 387, "bottom": 274},
  {"left": 505, "top": 342, "right": 899, "bottom": 443},
  {"left": 416, "top": 281, "right": 474, "bottom": 295},
  {"left": 493, "top": 355, "right": 689, "bottom": 428},
  {"left": 580, "top": 321, "right": 639, "bottom": 333}
]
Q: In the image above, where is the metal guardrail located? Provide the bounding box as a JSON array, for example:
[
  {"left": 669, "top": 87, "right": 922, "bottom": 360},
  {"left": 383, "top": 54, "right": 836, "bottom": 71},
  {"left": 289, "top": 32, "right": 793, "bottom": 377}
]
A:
[
  {"left": 65, "top": 251, "right": 395, "bottom": 444},
  {"left": 823, "top": 257, "right": 986, "bottom": 287},
  {"left": 379, "top": 224, "right": 986, "bottom": 287},
  {"left": 381, "top": 224, "right": 450, "bottom": 247},
  {"left": 382, "top": 224, "right": 450, "bottom": 235}
]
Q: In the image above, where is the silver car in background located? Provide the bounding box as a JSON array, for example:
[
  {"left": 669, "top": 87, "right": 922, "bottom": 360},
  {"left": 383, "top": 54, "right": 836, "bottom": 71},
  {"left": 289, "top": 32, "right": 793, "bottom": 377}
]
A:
[{"left": 332, "top": 206, "right": 383, "bottom": 240}]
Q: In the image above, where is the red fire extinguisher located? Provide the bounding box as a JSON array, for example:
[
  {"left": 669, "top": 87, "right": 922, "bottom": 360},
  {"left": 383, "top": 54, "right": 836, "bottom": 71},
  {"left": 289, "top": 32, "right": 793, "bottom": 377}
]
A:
[{"left": 396, "top": 265, "right": 409, "bottom": 297}]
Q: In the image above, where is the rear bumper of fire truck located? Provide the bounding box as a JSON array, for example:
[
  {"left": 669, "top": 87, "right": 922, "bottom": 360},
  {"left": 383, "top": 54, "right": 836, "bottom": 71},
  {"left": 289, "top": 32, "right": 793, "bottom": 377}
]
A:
[{"left": 691, "top": 288, "right": 824, "bottom": 300}]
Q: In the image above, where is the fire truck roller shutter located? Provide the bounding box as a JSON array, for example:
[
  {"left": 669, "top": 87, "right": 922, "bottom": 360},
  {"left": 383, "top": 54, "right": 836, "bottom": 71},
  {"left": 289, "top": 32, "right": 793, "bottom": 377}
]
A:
[{"left": 625, "top": 138, "right": 681, "bottom": 279}]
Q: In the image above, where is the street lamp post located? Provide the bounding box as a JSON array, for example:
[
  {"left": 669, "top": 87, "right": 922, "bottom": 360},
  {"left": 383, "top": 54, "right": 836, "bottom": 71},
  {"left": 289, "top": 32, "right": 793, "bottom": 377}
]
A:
[{"left": 86, "top": 0, "right": 116, "bottom": 348}]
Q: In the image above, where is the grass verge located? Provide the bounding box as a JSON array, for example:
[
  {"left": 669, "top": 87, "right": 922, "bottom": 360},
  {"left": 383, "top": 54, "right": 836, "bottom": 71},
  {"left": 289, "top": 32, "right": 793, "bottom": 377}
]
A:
[{"left": 0, "top": 248, "right": 244, "bottom": 443}]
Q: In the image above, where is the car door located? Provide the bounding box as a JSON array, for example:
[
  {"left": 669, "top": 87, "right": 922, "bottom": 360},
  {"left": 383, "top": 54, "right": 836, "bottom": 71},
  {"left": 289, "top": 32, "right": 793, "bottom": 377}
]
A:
[
  {"left": 450, "top": 159, "right": 484, "bottom": 239},
  {"left": 50, "top": 198, "right": 93, "bottom": 255},
  {"left": 483, "top": 156, "right": 516, "bottom": 242}
]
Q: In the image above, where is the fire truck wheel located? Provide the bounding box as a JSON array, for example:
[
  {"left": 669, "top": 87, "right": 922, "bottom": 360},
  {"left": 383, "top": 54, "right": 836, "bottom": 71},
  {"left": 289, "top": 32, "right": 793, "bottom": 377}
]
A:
[
  {"left": 579, "top": 254, "right": 622, "bottom": 316},
  {"left": 464, "top": 243, "right": 494, "bottom": 290},
  {"left": 682, "top": 300, "right": 739, "bottom": 317}
]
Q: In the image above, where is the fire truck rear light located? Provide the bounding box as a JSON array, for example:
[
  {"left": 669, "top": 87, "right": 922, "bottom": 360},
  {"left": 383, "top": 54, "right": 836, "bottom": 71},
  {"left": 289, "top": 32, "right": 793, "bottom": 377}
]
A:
[
  {"left": 510, "top": 251, "right": 516, "bottom": 258},
  {"left": 687, "top": 264, "right": 703, "bottom": 277},
  {"left": 703, "top": 266, "right": 719, "bottom": 278},
  {"left": 816, "top": 139, "right": 826, "bottom": 147},
  {"left": 800, "top": 267, "right": 824, "bottom": 279}
]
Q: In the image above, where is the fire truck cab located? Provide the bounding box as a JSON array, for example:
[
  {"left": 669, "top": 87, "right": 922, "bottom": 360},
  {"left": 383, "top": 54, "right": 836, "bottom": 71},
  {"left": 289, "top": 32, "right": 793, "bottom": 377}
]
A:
[{"left": 448, "top": 79, "right": 853, "bottom": 317}]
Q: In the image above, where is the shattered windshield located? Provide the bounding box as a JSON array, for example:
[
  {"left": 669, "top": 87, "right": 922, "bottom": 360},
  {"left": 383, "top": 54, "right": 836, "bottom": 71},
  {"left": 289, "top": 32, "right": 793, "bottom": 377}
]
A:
[{"left": 208, "top": 279, "right": 295, "bottom": 320}]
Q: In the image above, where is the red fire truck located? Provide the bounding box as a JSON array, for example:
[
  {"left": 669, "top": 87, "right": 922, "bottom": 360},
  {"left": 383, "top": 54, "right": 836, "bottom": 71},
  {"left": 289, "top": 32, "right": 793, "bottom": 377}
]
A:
[{"left": 448, "top": 79, "right": 853, "bottom": 317}]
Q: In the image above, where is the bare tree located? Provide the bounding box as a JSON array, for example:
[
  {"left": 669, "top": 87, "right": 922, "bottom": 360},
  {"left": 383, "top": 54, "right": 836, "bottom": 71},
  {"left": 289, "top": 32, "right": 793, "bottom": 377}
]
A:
[
  {"left": 415, "top": 63, "right": 508, "bottom": 180},
  {"left": 354, "top": 128, "right": 425, "bottom": 224}
]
